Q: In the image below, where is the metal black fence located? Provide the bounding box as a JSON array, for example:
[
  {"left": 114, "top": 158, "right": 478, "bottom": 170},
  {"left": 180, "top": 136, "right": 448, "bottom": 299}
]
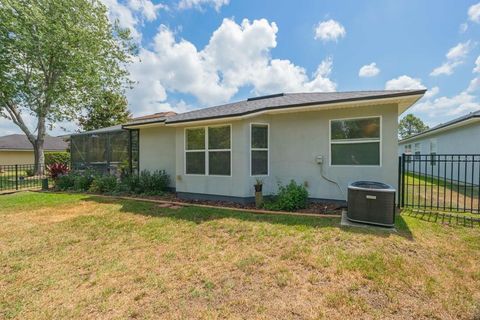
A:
[
  {"left": 399, "top": 154, "right": 480, "bottom": 213},
  {"left": 0, "top": 164, "right": 48, "bottom": 192}
]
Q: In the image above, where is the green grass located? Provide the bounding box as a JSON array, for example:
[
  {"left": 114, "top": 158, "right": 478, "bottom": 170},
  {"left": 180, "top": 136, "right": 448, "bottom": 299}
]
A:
[
  {"left": 0, "top": 192, "right": 479, "bottom": 319},
  {"left": 403, "top": 172, "right": 479, "bottom": 213}
]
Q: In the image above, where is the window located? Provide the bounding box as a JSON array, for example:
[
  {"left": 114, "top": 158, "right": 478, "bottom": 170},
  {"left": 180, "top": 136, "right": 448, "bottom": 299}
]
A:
[
  {"left": 330, "top": 117, "right": 381, "bottom": 166},
  {"left": 414, "top": 143, "right": 421, "bottom": 160},
  {"left": 404, "top": 144, "right": 412, "bottom": 154},
  {"left": 430, "top": 139, "right": 437, "bottom": 166},
  {"left": 185, "top": 125, "right": 231, "bottom": 176},
  {"left": 250, "top": 124, "right": 269, "bottom": 175}
]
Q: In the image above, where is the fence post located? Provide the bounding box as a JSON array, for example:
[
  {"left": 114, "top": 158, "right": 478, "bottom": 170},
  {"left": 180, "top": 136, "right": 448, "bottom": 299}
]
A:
[
  {"left": 400, "top": 153, "right": 405, "bottom": 208},
  {"left": 398, "top": 156, "right": 402, "bottom": 208},
  {"left": 15, "top": 164, "right": 18, "bottom": 191}
]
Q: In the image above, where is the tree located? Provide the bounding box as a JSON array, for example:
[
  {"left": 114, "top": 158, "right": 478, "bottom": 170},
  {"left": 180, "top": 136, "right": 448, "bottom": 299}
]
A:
[
  {"left": 399, "top": 114, "right": 429, "bottom": 139},
  {"left": 78, "top": 91, "right": 132, "bottom": 131},
  {"left": 0, "top": 0, "right": 134, "bottom": 173}
]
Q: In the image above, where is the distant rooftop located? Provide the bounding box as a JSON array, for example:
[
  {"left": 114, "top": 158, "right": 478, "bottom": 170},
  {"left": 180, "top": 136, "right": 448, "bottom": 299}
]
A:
[
  {"left": 0, "top": 134, "right": 68, "bottom": 151},
  {"left": 399, "top": 109, "right": 480, "bottom": 143}
]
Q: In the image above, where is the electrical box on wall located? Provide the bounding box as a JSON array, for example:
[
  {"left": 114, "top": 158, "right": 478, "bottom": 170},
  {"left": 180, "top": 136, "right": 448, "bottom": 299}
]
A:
[{"left": 315, "top": 155, "right": 324, "bottom": 164}]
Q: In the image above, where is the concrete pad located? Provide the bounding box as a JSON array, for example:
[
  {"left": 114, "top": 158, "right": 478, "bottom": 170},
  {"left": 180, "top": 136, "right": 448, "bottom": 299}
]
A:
[{"left": 340, "top": 211, "right": 397, "bottom": 232}]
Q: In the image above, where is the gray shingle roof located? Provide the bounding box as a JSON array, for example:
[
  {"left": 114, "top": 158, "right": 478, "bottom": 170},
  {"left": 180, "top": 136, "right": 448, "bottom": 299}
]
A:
[
  {"left": 400, "top": 109, "right": 480, "bottom": 142},
  {"left": 138, "top": 90, "right": 425, "bottom": 125},
  {"left": 0, "top": 134, "right": 68, "bottom": 151}
]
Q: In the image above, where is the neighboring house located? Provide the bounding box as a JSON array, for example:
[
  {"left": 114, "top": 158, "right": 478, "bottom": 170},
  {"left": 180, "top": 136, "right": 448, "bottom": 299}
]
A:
[
  {"left": 0, "top": 134, "right": 68, "bottom": 165},
  {"left": 398, "top": 110, "right": 480, "bottom": 185},
  {"left": 120, "top": 90, "right": 425, "bottom": 203},
  {"left": 399, "top": 110, "right": 480, "bottom": 156}
]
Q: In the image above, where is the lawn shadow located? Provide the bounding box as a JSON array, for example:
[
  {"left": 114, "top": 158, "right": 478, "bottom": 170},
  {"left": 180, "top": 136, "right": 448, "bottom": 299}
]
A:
[{"left": 83, "top": 195, "right": 414, "bottom": 240}]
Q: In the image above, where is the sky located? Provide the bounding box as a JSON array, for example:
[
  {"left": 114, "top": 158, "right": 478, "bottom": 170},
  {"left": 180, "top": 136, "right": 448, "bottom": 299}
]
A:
[{"left": 1, "top": 0, "right": 480, "bottom": 136}]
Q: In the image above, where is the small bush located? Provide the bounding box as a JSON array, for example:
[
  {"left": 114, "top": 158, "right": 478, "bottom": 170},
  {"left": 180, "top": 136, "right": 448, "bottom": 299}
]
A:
[
  {"left": 48, "top": 163, "right": 70, "bottom": 180},
  {"left": 120, "top": 170, "right": 169, "bottom": 195},
  {"left": 89, "top": 175, "right": 118, "bottom": 193},
  {"left": 45, "top": 152, "right": 70, "bottom": 167},
  {"left": 55, "top": 173, "right": 76, "bottom": 190},
  {"left": 73, "top": 172, "right": 95, "bottom": 191},
  {"left": 264, "top": 180, "right": 309, "bottom": 211}
]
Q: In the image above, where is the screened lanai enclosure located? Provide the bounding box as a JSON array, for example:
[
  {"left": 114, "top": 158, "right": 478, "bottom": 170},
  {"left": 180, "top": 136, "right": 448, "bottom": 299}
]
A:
[{"left": 70, "top": 125, "right": 139, "bottom": 175}]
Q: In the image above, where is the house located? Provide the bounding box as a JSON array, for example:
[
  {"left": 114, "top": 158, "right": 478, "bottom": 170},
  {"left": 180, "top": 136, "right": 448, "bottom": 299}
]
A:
[
  {"left": 398, "top": 110, "right": 480, "bottom": 185},
  {"left": 0, "top": 134, "right": 68, "bottom": 165},
  {"left": 398, "top": 110, "right": 480, "bottom": 156},
  {"left": 120, "top": 90, "right": 425, "bottom": 203}
]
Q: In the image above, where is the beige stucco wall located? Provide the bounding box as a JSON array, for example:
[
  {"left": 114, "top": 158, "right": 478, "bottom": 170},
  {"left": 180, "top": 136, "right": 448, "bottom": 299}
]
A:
[
  {"left": 0, "top": 151, "right": 34, "bottom": 165},
  {"left": 171, "top": 103, "right": 399, "bottom": 201},
  {"left": 138, "top": 126, "right": 177, "bottom": 188}
]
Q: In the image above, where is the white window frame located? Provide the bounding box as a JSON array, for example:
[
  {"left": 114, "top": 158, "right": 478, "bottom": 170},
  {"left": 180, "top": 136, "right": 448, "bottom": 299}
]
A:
[
  {"left": 329, "top": 115, "right": 382, "bottom": 167},
  {"left": 249, "top": 123, "right": 270, "bottom": 177},
  {"left": 414, "top": 142, "right": 421, "bottom": 160},
  {"left": 184, "top": 124, "right": 232, "bottom": 177},
  {"left": 404, "top": 144, "right": 412, "bottom": 155}
]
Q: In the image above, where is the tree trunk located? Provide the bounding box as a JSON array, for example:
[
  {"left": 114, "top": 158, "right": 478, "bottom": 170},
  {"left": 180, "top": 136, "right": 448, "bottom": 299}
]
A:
[
  {"left": 33, "top": 116, "right": 47, "bottom": 175},
  {"left": 33, "top": 140, "right": 45, "bottom": 175}
]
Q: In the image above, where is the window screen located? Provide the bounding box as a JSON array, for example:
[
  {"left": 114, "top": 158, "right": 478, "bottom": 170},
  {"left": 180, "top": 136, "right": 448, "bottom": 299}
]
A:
[
  {"left": 330, "top": 117, "right": 380, "bottom": 166},
  {"left": 251, "top": 124, "right": 269, "bottom": 175}
]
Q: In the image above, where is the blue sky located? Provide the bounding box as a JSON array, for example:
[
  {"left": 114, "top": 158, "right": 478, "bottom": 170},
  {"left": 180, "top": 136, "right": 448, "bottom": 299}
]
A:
[{"left": 1, "top": 0, "right": 480, "bottom": 135}]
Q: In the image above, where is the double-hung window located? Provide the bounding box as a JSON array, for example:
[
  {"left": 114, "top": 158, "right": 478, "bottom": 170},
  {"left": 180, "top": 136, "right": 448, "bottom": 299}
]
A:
[
  {"left": 330, "top": 116, "right": 381, "bottom": 166},
  {"left": 250, "top": 124, "right": 269, "bottom": 175},
  {"left": 185, "top": 125, "right": 231, "bottom": 176}
]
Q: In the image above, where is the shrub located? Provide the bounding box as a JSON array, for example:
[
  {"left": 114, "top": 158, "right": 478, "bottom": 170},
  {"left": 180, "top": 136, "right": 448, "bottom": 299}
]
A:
[
  {"left": 48, "top": 163, "right": 70, "bottom": 180},
  {"left": 89, "top": 175, "right": 117, "bottom": 193},
  {"left": 264, "top": 180, "right": 309, "bottom": 211},
  {"left": 45, "top": 152, "right": 70, "bottom": 167},
  {"left": 121, "top": 170, "right": 169, "bottom": 195},
  {"left": 73, "top": 172, "right": 95, "bottom": 191},
  {"left": 55, "top": 173, "right": 76, "bottom": 191}
]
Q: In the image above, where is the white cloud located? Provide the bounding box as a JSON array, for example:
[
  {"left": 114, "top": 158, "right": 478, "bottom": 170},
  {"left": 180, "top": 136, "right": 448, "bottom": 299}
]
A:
[
  {"left": 412, "top": 91, "right": 480, "bottom": 116},
  {"left": 460, "top": 22, "right": 468, "bottom": 33},
  {"left": 102, "top": 0, "right": 166, "bottom": 41},
  {"left": 467, "top": 77, "right": 480, "bottom": 93},
  {"left": 358, "top": 62, "right": 380, "bottom": 77},
  {"left": 431, "top": 41, "right": 473, "bottom": 76},
  {"left": 128, "top": 0, "right": 166, "bottom": 21},
  {"left": 314, "top": 19, "right": 346, "bottom": 42},
  {"left": 103, "top": 0, "right": 141, "bottom": 40},
  {"left": 126, "top": 18, "right": 337, "bottom": 114},
  {"left": 178, "top": 0, "right": 229, "bottom": 11},
  {"left": 474, "top": 56, "right": 480, "bottom": 73},
  {"left": 424, "top": 86, "right": 440, "bottom": 99},
  {"left": 468, "top": 2, "right": 480, "bottom": 23},
  {"left": 430, "top": 60, "right": 463, "bottom": 76},
  {"left": 446, "top": 41, "right": 472, "bottom": 60},
  {"left": 385, "top": 75, "right": 426, "bottom": 90}
]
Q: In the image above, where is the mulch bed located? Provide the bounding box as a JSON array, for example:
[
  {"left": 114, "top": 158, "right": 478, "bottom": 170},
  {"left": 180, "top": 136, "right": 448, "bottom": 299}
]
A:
[{"left": 125, "top": 192, "right": 344, "bottom": 215}]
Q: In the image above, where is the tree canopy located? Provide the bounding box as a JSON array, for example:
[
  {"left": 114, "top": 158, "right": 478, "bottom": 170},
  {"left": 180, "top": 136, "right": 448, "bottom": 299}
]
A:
[
  {"left": 399, "top": 114, "right": 429, "bottom": 139},
  {"left": 0, "top": 0, "right": 134, "bottom": 171},
  {"left": 78, "top": 91, "right": 132, "bottom": 132}
]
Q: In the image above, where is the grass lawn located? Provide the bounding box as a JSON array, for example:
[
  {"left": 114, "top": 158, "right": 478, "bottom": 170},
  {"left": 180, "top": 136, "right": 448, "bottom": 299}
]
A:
[{"left": 1, "top": 192, "right": 479, "bottom": 319}]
